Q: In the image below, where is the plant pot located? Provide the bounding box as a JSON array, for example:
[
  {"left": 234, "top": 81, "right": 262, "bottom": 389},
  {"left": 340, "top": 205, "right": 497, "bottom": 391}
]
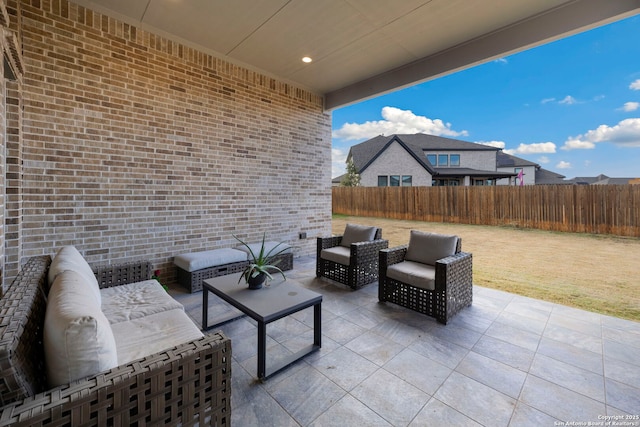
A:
[{"left": 246, "top": 272, "right": 266, "bottom": 290}]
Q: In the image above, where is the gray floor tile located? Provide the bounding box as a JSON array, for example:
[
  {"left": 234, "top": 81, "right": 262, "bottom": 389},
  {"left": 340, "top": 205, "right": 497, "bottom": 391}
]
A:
[
  {"left": 309, "top": 394, "right": 392, "bottom": 427},
  {"left": 428, "top": 322, "right": 482, "bottom": 349},
  {"left": 369, "top": 317, "right": 425, "bottom": 346},
  {"left": 605, "top": 378, "right": 640, "bottom": 415},
  {"left": 351, "top": 369, "right": 430, "bottom": 427},
  {"left": 410, "top": 398, "right": 482, "bottom": 427},
  {"left": 509, "top": 402, "right": 560, "bottom": 426},
  {"left": 456, "top": 351, "right": 527, "bottom": 399},
  {"left": 472, "top": 334, "right": 536, "bottom": 371},
  {"left": 604, "top": 355, "right": 640, "bottom": 389},
  {"left": 520, "top": 375, "right": 606, "bottom": 422},
  {"left": 604, "top": 338, "right": 640, "bottom": 367},
  {"left": 408, "top": 334, "right": 469, "bottom": 369},
  {"left": 344, "top": 330, "right": 404, "bottom": 366},
  {"left": 341, "top": 306, "right": 385, "bottom": 329},
  {"left": 267, "top": 365, "right": 346, "bottom": 426},
  {"left": 322, "top": 316, "right": 367, "bottom": 345},
  {"left": 529, "top": 354, "right": 605, "bottom": 402},
  {"left": 310, "top": 346, "right": 378, "bottom": 391},
  {"left": 543, "top": 323, "right": 603, "bottom": 354},
  {"left": 537, "top": 336, "right": 603, "bottom": 374},
  {"left": 485, "top": 321, "right": 541, "bottom": 352},
  {"left": 495, "top": 310, "right": 548, "bottom": 335},
  {"left": 548, "top": 312, "right": 602, "bottom": 337},
  {"left": 602, "top": 326, "right": 640, "bottom": 349},
  {"left": 383, "top": 348, "right": 452, "bottom": 395},
  {"left": 434, "top": 371, "right": 516, "bottom": 427}
]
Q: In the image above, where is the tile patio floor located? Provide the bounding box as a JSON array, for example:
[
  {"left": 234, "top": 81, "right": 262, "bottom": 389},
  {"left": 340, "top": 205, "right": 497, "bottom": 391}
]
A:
[{"left": 171, "top": 256, "right": 640, "bottom": 426}]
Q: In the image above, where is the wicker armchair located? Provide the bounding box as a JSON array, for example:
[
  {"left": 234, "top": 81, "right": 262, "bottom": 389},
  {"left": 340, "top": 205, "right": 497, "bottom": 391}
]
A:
[
  {"left": 316, "top": 224, "right": 389, "bottom": 290},
  {"left": 379, "top": 230, "right": 472, "bottom": 324}
]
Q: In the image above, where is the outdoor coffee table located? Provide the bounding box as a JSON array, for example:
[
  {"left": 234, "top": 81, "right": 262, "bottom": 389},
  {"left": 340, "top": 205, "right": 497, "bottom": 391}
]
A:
[{"left": 202, "top": 273, "right": 322, "bottom": 380}]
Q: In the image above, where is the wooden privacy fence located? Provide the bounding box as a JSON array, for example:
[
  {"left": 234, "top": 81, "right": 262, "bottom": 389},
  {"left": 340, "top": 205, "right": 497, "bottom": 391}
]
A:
[{"left": 332, "top": 185, "right": 640, "bottom": 237}]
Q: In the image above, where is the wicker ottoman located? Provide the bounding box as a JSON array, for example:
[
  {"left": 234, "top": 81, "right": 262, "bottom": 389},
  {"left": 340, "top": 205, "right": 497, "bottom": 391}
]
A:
[
  {"left": 234, "top": 241, "right": 294, "bottom": 272},
  {"left": 175, "top": 248, "right": 249, "bottom": 293}
]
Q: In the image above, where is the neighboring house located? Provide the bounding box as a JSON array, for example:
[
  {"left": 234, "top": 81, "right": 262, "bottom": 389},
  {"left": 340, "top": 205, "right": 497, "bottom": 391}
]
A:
[
  {"left": 332, "top": 174, "right": 345, "bottom": 186},
  {"left": 347, "top": 134, "right": 517, "bottom": 187},
  {"left": 563, "top": 174, "right": 611, "bottom": 185},
  {"left": 496, "top": 152, "right": 567, "bottom": 185}
]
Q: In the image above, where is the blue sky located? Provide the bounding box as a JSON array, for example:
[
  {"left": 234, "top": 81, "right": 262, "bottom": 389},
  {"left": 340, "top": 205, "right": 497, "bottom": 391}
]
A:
[{"left": 331, "top": 14, "right": 640, "bottom": 180}]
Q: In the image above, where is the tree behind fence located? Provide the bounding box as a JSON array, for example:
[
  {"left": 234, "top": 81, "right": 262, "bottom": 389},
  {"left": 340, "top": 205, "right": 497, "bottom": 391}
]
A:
[{"left": 332, "top": 185, "right": 640, "bottom": 237}]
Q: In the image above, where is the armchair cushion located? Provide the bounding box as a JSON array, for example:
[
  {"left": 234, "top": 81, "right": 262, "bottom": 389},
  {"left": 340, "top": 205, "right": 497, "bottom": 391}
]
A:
[
  {"left": 340, "top": 223, "right": 377, "bottom": 247},
  {"left": 320, "top": 246, "right": 351, "bottom": 265},
  {"left": 386, "top": 260, "right": 436, "bottom": 291},
  {"left": 405, "top": 231, "right": 458, "bottom": 266}
]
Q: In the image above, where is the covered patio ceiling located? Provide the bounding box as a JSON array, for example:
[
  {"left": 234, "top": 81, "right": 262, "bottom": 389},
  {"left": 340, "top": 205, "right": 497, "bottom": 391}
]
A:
[{"left": 71, "top": 0, "right": 640, "bottom": 110}]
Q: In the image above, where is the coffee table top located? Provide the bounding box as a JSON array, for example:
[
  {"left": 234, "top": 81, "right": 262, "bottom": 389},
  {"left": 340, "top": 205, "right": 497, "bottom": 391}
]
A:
[{"left": 203, "top": 273, "right": 322, "bottom": 323}]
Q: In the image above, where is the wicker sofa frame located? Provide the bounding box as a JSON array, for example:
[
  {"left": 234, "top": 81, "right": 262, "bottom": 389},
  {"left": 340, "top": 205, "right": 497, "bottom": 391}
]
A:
[
  {"left": 316, "top": 228, "right": 389, "bottom": 290},
  {"left": 378, "top": 238, "right": 473, "bottom": 324},
  {"left": 0, "top": 255, "right": 231, "bottom": 426},
  {"left": 177, "top": 252, "right": 293, "bottom": 293}
]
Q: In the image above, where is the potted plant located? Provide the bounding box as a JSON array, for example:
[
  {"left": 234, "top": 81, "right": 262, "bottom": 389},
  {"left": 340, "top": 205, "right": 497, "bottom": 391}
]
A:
[{"left": 233, "top": 233, "right": 289, "bottom": 289}]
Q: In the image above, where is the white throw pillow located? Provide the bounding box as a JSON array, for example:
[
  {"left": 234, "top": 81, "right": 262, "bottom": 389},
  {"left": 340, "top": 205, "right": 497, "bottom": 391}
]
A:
[
  {"left": 44, "top": 270, "right": 118, "bottom": 387},
  {"left": 49, "top": 245, "right": 102, "bottom": 306}
]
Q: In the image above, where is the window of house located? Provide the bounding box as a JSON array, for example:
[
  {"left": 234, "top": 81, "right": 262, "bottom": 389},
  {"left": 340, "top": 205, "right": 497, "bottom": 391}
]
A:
[
  {"left": 438, "top": 154, "right": 448, "bottom": 166},
  {"left": 390, "top": 175, "right": 400, "bottom": 186},
  {"left": 450, "top": 154, "right": 460, "bottom": 166},
  {"left": 378, "top": 176, "right": 388, "bottom": 187},
  {"left": 426, "top": 154, "right": 437, "bottom": 165},
  {"left": 402, "top": 175, "right": 412, "bottom": 186}
]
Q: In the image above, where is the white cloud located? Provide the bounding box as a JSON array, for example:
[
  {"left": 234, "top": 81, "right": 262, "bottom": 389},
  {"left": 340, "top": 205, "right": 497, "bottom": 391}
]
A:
[
  {"left": 562, "top": 118, "right": 640, "bottom": 150},
  {"left": 559, "top": 96, "right": 577, "bottom": 105},
  {"left": 331, "top": 148, "right": 347, "bottom": 178},
  {"left": 332, "top": 106, "right": 468, "bottom": 141},
  {"left": 630, "top": 79, "right": 640, "bottom": 90},
  {"left": 621, "top": 101, "right": 639, "bottom": 112},
  {"left": 503, "top": 142, "right": 556, "bottom": 155},
  {"left": 494, "top": 58, "right": 508, "bottom": 64},
  {"left": 476, "top": 140, "right": 505, "bottom": 149},
  {"left": 556, "top": 161, "right": 572, "bottom": 169},
  {"left": 541, "top": 98, "right": 556, "bottom": 104},
  {"left": 538, "top": 156, "right": 550, "bottom": 164}
]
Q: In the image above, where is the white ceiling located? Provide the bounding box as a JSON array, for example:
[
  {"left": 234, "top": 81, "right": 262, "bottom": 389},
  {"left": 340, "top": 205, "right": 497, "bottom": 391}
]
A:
[{"left": 71, "top": 0, "right": 640, "bottom": 110}]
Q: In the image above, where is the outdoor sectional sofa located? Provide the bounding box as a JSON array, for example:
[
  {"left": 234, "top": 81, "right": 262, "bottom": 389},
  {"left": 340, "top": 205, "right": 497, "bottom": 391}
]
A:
[{"left": 0, "top": 248, "right": 231, "bottom": 426}]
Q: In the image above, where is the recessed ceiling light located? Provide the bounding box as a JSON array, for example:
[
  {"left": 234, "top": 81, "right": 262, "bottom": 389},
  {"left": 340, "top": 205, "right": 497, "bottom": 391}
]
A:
[{"left": 302, "top": 56, "right": 312, "bottom": 63}]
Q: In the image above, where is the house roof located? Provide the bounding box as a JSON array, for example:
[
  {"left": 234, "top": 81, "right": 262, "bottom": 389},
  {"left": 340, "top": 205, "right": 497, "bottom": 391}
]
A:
[
  {"left": 496, "top": 152, "right": 539, "bottom": 168},
  {"left": 535, "top": 168, "right": 568, "bottom": 184},
  {"left": 71, "top": 0, "right": 640, "bottom": 110},
  {"left": 349, "top": 133, "right": 499, "bottom": 175},
  {"left": 349, "top": 134, "right": 517, "bottom": 180},
  {"left": 592, "top": 177, "right": 637, "bottom": 185},
  {"left": 564, "top": 174, "right": 610, "bottom": 185}
]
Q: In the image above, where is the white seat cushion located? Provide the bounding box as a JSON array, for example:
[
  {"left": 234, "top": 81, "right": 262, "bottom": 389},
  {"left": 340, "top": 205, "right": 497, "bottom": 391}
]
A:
[
  {"left": 44, "top": 270, "right": 118, "bottom": 387},
  {"left": 340, "top": 223, "right": 377, "bottom": 247},
  {"left": 387, "top": 260, "right": 436, "bottom": 291},
  {"left": 321, "top": 246, "right": 351, "bottom": 265},
  {"left": 174, "top": 248, "right": 247, "bottom": 272},
  {"left": 48, "top": 245, "right": 102, "bottom": 305},
  {"left": 100, "top": 279, "right": 184, "bottom": 324},
  {"left": 112, "top": 309, "right": 204, "bottom": 365},
  {"left": 405, "top": 230, "right": 458, "bottom": 266}
]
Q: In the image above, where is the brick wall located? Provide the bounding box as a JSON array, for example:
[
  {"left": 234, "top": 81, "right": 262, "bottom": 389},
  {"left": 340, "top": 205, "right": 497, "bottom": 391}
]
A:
[{"left": 7, "top": 0, "right": 332, "bottom": 285}]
